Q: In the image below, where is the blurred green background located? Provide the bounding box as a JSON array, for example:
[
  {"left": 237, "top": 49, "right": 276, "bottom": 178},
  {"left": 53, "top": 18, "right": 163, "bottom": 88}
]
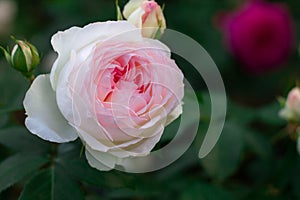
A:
[{"left": 0, "top": 0, "right": 300, "bottom": 199}]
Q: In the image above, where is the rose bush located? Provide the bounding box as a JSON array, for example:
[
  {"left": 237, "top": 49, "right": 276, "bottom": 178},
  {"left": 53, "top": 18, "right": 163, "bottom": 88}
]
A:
[{"left": 23, "top": 21, "right": 184, "bottom": 171}]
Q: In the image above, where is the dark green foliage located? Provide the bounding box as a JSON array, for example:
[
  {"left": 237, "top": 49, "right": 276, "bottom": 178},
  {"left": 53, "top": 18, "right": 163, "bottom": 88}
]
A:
[
  {"left": 19, "top": 166, "right": 84, "bottom": 200},
  {"left": 0, "top": 0, "right": 299, "bottom": 199},
  {"left": 0, "top": 154, "right": 48, "bottom": 193}
]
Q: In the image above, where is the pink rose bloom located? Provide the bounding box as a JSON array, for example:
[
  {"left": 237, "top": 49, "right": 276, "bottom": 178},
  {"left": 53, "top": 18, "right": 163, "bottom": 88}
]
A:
[
  {"left": 219, "top": 0, "right": 294, "bottom": 73},
  {"left": 23, "top": 21, "right": 184, "bottom": 171}
]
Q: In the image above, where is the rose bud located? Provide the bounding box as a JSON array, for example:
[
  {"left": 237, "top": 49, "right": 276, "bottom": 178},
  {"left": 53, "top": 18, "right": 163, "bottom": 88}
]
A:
[
  {"left": 1, "top": 38, "right": 40, "bottom": 79},
  {"left": 217, "top": 0, "right": 295, "bottom": 73},
  {"left": 123, "top": 0, "right": 166, "bottom": 38},
  {"left": 279, "top": 87, "right": 300, "bottom": 122}
]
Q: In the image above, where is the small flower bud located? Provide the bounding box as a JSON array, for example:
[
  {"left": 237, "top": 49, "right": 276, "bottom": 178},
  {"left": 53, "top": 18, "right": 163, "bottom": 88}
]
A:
[
  {"left": 279, "top": 87, "right": 300, "bottom": 122},
  {"left": 123, "top": 0, "right": 166, "bottom": 38},
  {"left": 1, "top": 38, "right": 40, "bottom": 79}
]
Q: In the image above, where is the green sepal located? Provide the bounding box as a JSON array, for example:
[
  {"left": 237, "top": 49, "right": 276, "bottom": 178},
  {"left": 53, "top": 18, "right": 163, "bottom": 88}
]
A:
[
  {"left": 116, "top": 0, "right": 123, "bottom": 20},
  {"left": 0, "top": 46, "right": 12, "bottom": 65},
  {"left": 277, "top": 96, "right": 286, "bottom": 107},
  {"left": 153, "top": 19, "right": 164, "bottom": 39}
]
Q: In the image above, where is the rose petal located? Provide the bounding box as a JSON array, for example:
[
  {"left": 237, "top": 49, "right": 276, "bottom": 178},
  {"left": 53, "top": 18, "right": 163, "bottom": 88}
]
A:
[
  {"left": 85, "top": 150, "right": 113, "bottom": 171},
  {"left": 126, "top": 7, "right": 144, "bottom": 29},
  {"left": 24, "top": 74, "right": 78, "bottom": 143},
  {"left": 143, "top": 38, "right": 171, "bottom": 57},
  {"left": 165, "top": 104, "right": 183, "bottom": 126},
  {"left": 50, "top": 21, "right": 140, "bottom": 90},
  {"left": 123, "top": 0, "right": 145, "bottom": 19},
  {"left": 109, "top": 127, "right": 164, "bottom": 158},
  {"left": 85, "top": 145, "right": 121, "bottom": 171},
  {"left": 56, "top": 50, "right": 79, "bottom": 123}
]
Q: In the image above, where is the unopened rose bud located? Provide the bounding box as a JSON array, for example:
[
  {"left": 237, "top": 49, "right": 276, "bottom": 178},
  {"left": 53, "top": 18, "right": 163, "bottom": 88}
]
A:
[
  {"left": 123, "top": 0, "right": 166, "bottom": 38},
  {"left": 279, "top": 87, "right": 300, "bottom": 122},
  {"left": 1, "top": 38, "right": 40, "bottom": 79}
]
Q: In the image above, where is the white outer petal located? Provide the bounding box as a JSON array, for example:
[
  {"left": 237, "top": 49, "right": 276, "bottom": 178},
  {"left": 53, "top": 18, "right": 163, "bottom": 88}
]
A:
[
  {"left": 143, "top": 37, "right": 171, "bottom": 57},
  {"left": 85, "top": 150, "right": 112, "bottom": 171},
  {"left": 85, "top": 129, "right": 164, "bottom": 171},
  {"left": 85, "top": 145, "right": 120, "bottom": 171},
  {"left": 56, "top": 50, "right": 79, "bottom": 123},
  {"left": 165, "top": 104, "right": 183, "bottom": 126},
  {"left": 109, "top": 128, "right": 164, "bottom": 158},
  {"left": 23, "top": 74, "right": 78, "bottom": 143},
  {"left": 50, "top": 21, "right": 139, "bottom": 90}
]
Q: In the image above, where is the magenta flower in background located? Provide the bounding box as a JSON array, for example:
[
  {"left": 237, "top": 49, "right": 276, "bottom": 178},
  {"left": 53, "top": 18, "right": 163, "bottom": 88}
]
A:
[{"left": 218, "top": 0, "right": 295, "bottom": 73}]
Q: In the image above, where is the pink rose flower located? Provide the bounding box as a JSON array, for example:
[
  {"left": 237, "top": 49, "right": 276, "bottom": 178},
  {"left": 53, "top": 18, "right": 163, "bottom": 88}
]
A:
[
  {"left": 23, "top": 21, "right": 184, "bottom": 171},
  {"left": 218, "top": 0, "right": 295, "bottom": 73},
  {"left": 123, "top": 0, "right": 166, "bottom": 38}
]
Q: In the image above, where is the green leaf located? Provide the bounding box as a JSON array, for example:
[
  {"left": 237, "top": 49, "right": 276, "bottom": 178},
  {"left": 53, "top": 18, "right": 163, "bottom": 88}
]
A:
[
  {"left": 0, "top": 61, "right": 29, "bottom": 113},
  {"left": 0, "top": 126, "right": 50, "bottom": 153},
  {"left": 244, "top": 129, "right": 273, "bottom": 160},
  {"left": 0, "top": 114, "right": 9, "bottom": 128},
  {"left": 19, "top": 165, "right": 84, "bottom": 200},
  {"left": 256, "top": 101, "right": 285, "bottom": 125},
  {"left": 292, "top": 157, "right": 300, "bottom": 199},
  {"left": 227, "top": 101, "right": 256, "bottom": 125},
  {"left": 60, "top": 154, "right": 130, "bottom": 188},
  {"left": 57, "top": 142, "right": 134, "bottom": 189},
  {"left": 180, "top": 182, "right": 234, "bottom": 200},
  {"left": 201, "top": 122, "right": 244, "bottom": 182},
  {"left": 0, "top": 153, "right": 48, "bottom": 193}
]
